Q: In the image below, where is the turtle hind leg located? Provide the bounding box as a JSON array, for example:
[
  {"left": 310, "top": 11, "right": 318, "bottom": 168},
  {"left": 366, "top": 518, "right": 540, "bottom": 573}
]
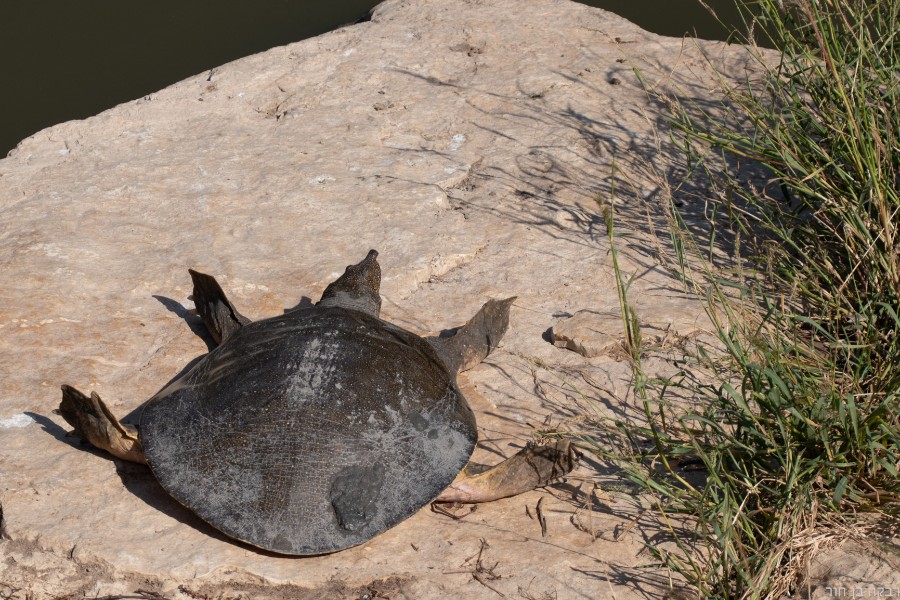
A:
[
  {"left": 188, "top": 269, "right": 251, "bottom": 345},
  {"left": 428, "top": 297, "right": 517, "bottom": 374},
  {"left": 56, "top": 385, "right": 146, "bottom": 464},
  {"left": 434, "top": 440, "right": 579, "bottom": 503}
]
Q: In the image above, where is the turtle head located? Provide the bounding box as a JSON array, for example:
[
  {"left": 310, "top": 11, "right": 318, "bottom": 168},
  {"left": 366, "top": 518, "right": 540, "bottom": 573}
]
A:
[{"left": 317, "top": 249, "right": 382, "bottom": 318}]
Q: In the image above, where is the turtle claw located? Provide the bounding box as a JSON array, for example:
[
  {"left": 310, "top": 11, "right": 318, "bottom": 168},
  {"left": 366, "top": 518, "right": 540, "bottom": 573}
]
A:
[
  {"left": 57, "top": 385, "right": 146, "bottom": 464},
  {"left": 434, "top": 440, "right": 579, "bottom": 503}
]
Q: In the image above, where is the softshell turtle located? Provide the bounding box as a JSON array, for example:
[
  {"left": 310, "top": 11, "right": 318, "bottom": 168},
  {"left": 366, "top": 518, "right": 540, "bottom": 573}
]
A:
[{"left": 57, "top": 250, "right": 577, "bottom": 555}]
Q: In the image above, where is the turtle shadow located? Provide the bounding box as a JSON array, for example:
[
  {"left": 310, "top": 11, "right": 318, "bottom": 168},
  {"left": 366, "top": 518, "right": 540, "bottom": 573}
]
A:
[
  {"left": 24, "top": 410, "right": 116, "bottom": 462},
  {"left": 26, "top": 410, "right": 70, "bottom": 442},
  {"left": 153, "top": 295, "right": 216, "bottom": 352},
  {"left": 286, "top": 296, "right": 314, "bottom": 312},
  {"left": 31, "top": 409, "right": 141, "bottom": 465}
]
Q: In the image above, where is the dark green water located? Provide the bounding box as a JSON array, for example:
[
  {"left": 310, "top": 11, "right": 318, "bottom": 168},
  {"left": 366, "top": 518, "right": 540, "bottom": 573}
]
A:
[{"left": 0, "top": 0, "right": 742, "bottom": 157}]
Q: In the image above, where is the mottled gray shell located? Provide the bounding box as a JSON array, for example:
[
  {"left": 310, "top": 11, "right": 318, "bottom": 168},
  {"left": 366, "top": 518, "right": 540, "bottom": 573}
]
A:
[{"left": 139, "top": 306, "right": 477, "bottom": 555}]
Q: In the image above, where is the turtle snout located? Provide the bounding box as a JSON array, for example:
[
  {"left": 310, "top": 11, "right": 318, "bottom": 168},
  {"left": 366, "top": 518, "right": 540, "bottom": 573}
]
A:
[{"left": 359, "top": 249, "right": 381, "bottom": 292}]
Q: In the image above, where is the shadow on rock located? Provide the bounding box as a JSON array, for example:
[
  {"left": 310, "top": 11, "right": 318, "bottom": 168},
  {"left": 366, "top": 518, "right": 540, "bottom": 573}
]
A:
[
  {"left": 26, "top": 410, "right": 72, "bottom": 443},
  {"left": 27, "top": 410, "right": 121, "bottom": 465},
  {"left": 286, "top": 295, "right": 315, "bottom": 312},
  {"left": 153, "top": 294, "right": 216, "bottom": 352}
]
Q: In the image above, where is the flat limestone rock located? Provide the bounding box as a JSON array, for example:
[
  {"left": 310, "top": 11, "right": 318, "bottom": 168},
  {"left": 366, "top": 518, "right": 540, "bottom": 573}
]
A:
[
  {"left": 802, "top": 539, "right": 900, "bottom": 598},
  {"left": 0, "top": 0, "right": 792, "bottom": 597}
]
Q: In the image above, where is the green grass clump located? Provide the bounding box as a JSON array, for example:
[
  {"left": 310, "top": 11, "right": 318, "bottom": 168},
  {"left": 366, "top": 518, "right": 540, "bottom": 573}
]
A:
[{"left": 583, "top": 0, "right": 900, "bottom": 597}]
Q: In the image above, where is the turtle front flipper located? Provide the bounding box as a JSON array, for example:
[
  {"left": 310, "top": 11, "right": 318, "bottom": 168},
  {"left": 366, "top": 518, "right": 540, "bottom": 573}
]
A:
[
  {"left": 56, "top": 385, "right": 147, "bottom": 464},
  {"left": 428, "top": 297, "right": 517, "bottom": 374},
  {"left": 434, "top": 440, "right": 579, "bottom": 503},
  {"left": 189, "top": 269, "right": 251, "bottom": 345}
]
